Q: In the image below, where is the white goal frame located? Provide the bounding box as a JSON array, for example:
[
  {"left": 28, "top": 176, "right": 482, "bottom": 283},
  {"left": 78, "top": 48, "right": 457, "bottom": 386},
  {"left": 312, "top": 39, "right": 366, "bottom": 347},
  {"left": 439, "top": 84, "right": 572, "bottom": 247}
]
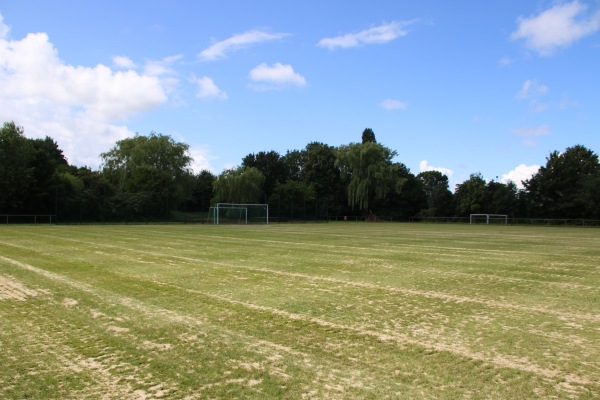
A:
[
  {"left": 470, "top": 214, "right": 508, "bottom": 224},
  {"left": 209, "top": 203, "right": 269, "bottom": 225}
]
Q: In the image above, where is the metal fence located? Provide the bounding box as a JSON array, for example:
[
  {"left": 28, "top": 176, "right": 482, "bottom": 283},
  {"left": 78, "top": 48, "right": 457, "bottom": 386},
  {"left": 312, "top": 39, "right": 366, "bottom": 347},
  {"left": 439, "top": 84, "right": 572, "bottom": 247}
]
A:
[{"left": 1, "top": 215, "right": 56, "bottom": 224}]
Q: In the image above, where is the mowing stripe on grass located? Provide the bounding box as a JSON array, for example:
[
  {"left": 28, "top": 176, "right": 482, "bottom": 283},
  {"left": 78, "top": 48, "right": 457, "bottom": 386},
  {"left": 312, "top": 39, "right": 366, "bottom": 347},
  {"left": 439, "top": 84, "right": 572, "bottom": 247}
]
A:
[
  {"left": 3, "top": 234, "right": 597, "bottom": 322},
  {"left": 2, "top": 224, "right": 598, "bottom": 398},
  {"left": 1, "top": 254, "right": 592, "bottom": 388}
]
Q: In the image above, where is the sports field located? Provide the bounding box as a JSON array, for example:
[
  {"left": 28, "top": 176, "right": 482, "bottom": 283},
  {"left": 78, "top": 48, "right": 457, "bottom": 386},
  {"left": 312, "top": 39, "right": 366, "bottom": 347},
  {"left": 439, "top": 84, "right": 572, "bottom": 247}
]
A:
[{"left": 0, "top": 223, "right": 598, "bottom": 399}]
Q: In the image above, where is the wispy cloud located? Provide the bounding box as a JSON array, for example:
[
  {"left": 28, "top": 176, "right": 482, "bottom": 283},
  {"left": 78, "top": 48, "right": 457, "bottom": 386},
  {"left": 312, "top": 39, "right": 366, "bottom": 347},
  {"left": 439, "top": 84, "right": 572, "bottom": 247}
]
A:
[
  {"left": 143, "top": 54, "right": 182, "bottom": 76},
  {"left": 112, "top": 55, "right": 136, "bottom": 69},
  {"left": 248, "top": 63, "right": 306, "bottom": 90},
  {"left": 511, "top": 125, "right": 551, "bottom": 137},
  {"left": 0, "top": 13, "right": 9, "bottom": 38},
  {"left": 318, "top": 21, "right": 415, "bottom": 50},
  {"left": 199, "top": 30, "right": 289, "bottom": 61},
  {"left": 380, "top": 99, "right": 408, "bottom": 110},
  {"left": 516, "top": 79, "right": 548, "bottom": 99},
  {"left": 499, "top": 56, "right": 515, "bottom": 66},
  {"left": 511, "top": 1, "right": 600, "bottom": 56},
  {"left": 192, "top": 76, "right": 228, "bottom": 100},
  {"left": 516, "top": 79, "right": 549, "bottom": 112}
]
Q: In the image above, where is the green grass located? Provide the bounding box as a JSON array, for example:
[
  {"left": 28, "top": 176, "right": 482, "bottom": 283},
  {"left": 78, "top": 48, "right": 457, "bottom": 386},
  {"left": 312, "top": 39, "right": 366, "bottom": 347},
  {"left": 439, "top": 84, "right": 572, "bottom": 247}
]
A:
[{"left": 0, "top": 223, "right": 599, "bottom": 399}]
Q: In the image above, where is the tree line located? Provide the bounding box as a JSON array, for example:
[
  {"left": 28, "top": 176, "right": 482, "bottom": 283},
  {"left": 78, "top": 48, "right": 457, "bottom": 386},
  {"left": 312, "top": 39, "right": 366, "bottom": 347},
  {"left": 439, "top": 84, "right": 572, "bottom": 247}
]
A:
[{"left": 1, "top": 122, "right": 599, "bottom": 222}]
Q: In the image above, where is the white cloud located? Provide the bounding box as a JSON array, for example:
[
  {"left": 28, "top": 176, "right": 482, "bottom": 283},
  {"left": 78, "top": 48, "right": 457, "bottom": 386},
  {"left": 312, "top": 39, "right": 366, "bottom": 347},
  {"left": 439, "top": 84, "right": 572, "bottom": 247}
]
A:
[
  {"left": 511, "top": 125, "right": 551, "bottom": 137},
  {"left": 193, "top": 76, "right": 228, "bottom": 100},
  {"left": 249, "top": 62, "right": 306, "bottom": 90},
  {"left": 380, "top": 99, "right": 407, "bottom": 110},
  {"left": 419, "top": 160, "right": 454, "bottom": 177},
  {"left": 112, "top": 55, "right": 136, "bottom": 69},
  {"left": 199, "top": 30, "right": 288, "bottom": 61},
  {"left": 188, "top": 145, "right": 213, "bottom": 173},
  {"left": 0, "top": 14, "right": 171, "bottom": 168},
  {"left": 502, "top": 164, "right": 540, "bottom": 188},
  {"left": 511, "top": 1, "right": 600, "bottom": 56},
  {"left": 0, "top": 14, "right": 9, "bottom": 39},
  {"left": 143, "top": 54, "right": 182, "bottom": 77},
  {"left": 318, "top": 21, "right": 414, "bottom": 49}
]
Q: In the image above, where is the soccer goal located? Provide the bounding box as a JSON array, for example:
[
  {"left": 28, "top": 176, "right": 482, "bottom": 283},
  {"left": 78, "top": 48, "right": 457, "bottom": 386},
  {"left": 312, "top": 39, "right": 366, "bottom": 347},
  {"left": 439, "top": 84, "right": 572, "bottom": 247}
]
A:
[
  {"left": 470, "top": 214, "right": 508, "bottom": 224},
  {"left": 208, "top": 203, "right": 269, "bottom": 224}
]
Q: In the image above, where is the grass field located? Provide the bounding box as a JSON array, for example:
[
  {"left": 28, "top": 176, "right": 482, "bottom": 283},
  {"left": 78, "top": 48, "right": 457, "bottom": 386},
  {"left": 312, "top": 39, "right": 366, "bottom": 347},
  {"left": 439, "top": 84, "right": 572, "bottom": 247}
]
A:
[{"left": 0, "top": 223, "right": 599, "bottom": 399}]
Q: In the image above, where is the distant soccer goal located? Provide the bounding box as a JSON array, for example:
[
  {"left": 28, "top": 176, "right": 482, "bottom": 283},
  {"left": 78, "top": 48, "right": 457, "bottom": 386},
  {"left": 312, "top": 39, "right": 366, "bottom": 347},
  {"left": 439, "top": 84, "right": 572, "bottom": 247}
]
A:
[
  {"left": 208, "top": 203, "right": 269, "bottom": 224},
  {"left": 470, "top": 214, "right": 508, "bottom": 224}
]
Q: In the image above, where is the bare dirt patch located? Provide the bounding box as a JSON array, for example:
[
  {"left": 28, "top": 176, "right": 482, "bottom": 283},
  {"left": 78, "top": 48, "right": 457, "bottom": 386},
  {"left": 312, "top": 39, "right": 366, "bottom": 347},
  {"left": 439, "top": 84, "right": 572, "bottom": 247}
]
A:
[
  {"left": 62, "top": 297, "right": 79, "bottom": 307},
  {"left": 141, "top": 340, "right": 173, "bottom": 351},
  {"left": 0, "top": 274, "right": 37, "bottom": 301}
]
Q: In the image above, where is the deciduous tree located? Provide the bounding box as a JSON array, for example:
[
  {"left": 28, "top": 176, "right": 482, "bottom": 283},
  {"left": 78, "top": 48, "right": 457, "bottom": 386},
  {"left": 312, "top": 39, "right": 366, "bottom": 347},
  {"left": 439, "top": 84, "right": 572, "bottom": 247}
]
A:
[
  {"left": 101, "top": 132, "right": 192, "bottom": 217},
  {"left": 242, "top": 150, "right": 287, "bottom": 202},
  {"left": 524, "top": 145, "right": 599, "bottom": 218},
  {"left": 0, "top": 122, "right": 34, "bottom": 213},
  {"left": 417, "top": 170, "right": 454, "bottom": 217},
  {"left": 454, "top": 173, "right": 486, "bottom": 216}
]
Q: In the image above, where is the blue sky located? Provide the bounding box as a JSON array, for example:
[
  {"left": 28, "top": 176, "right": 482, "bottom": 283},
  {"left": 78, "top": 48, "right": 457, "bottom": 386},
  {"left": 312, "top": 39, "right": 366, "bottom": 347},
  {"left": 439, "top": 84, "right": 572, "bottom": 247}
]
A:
[{"left": 1, "top": 1, "right": 599, "bottom": 189}]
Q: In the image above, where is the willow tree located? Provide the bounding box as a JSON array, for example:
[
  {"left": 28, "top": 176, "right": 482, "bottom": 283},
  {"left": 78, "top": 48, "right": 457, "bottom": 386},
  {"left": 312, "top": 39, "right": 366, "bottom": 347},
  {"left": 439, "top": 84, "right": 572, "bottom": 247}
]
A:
[
  {"left": 212, "top": 167, "right": 265, "bottom": 204},
  {"left": 336, "top": 141, "right": 405, "bottom": 212}
]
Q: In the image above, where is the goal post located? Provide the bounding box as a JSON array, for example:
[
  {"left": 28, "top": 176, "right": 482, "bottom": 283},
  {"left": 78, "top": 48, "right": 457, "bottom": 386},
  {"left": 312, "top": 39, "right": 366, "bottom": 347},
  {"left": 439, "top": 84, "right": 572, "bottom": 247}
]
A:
[
  {"left": 208, "top": 203, "right": 269, "bottom": 224},
  {"left": 470, "top": 214, "right": 508, "bottom": 224}
]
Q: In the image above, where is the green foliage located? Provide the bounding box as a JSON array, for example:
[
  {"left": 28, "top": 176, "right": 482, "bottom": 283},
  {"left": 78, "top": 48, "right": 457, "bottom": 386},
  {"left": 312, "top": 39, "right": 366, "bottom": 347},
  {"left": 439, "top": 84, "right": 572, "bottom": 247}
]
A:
[
  {"left": 484, "top": 180, "right": 518, "bottom": 215},
  {"left": 212, "top": 167, "right": 265, "bottom": 204},
  {"left": 101, "top": 132, "right": 192, "bottom": 217},
  {"left": 282, "top": 149, "right": 306, "bottom": 181},
  {"left": 270, "top": 180, "right": 316, "bottom": 220},
  {"left": 454, "top": 173, "right": 486, "bottom": 216},
  {"left": 454, "top": 175, "right": 520, "bottom": 217},
  {"left": 381, "top": 165, "right": 426, "bottom": 219},
  {"left": 524, "top": 145, "right": 600, "bottom": 218},
  {"left": 336, "top": 141, "right": 404, "bottom": 211},
  {"left": 188, "top": 170, "right": 216, "bottom": 212},
  {"left": 301, "top": 142, "right": 341, "bottom": 198},
  {"left": 2, "top": 119, "right": 598, "bottom": 221},
  {"left": 242, "top": 150, "right": 287, "bottom": 201},
  {"left": 417, "top": 171, "right": 454, "bottom": 217},
  {"left": 0, "top": 122, "right": 70, "bottom": 214},
  {"left": 361, "top": 128, "right": 376, "bottom": 144},
  {"left": 0, "top": 122, "right": 34, "bottom": 212}
]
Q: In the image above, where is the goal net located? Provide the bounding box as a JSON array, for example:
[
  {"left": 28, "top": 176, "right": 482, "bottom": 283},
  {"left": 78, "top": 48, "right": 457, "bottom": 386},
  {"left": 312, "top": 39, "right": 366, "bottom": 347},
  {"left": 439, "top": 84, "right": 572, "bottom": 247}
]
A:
[
  {"left": 208, "top": 203, "right": 269, "bottom": 224},
  {"left": 470, "top": 214, "right": 508, "bottom": 224}
]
